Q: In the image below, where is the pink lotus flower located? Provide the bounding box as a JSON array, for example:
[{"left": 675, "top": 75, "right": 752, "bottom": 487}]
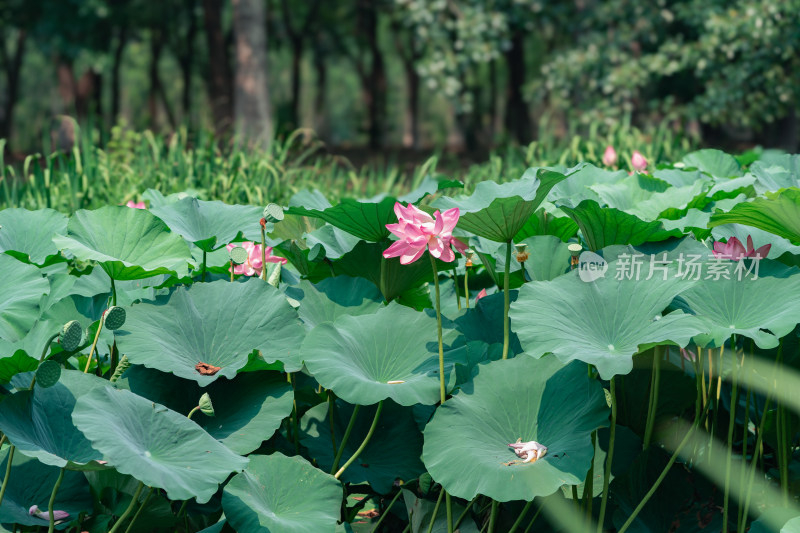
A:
[
  {"left": 383, "top": 203, "right": 468, "bottom": 265},
  {"left": 602, "top": 145, "right": 617, "bottom": 167},
  {"left": 631, "top": 151, "right": 648, "bottom": 172},
  {"left": 29, "top": 505, "right": 69, "bottom": 522},
  {"left": 226, "top": 241, "right": 287, "bottom": 276},
  {"left": 712, "top": 236, "right": 771, "bottom": 261},
  {"left": 475, "top": 288, "right": 487, "bottom": 305},
  {"left": 126, "top": 200, "right": 146, "bottom": 209}
]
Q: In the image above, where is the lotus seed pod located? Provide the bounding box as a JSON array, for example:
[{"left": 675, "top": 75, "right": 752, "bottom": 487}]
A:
[
  {"left": 267, "top": 262, "right": 281, "bottom": 288},
  {"left": 307, "top": 243, "right": 325, "bottom": 263},
  {"left": 229, "top": 246, "right": 248, "bottom": 265},
  {"left": 110, "top": 355, "right": 131, "bottom": 383},
  {"left": 567, "top": 243, "right": 583, "bottom": 257},
  {"left": 199, "top": 393, "right": 215, "bottom": 416},
  {"left": 35, "top": 360, "right": 61, "bottom": 388},
  {"left": 263, "top": 203, "right": 284, "bottom": 223},
  {"left": 59, "top": 320, "right": 83, "bottom": 352},
  {"left": 103, "top": 306, "right": 127, "bottom": 331},
  {"left": 514, "top": 243, "right": 529, "bottom": 263}
]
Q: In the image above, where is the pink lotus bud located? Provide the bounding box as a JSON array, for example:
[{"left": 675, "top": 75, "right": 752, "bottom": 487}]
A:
[
  {"left": 126, "top": 200, "right": 146, "bottom": 209},
  {"left": 602, "top": 145, "right": 617, "bottom": 167},
  {"left": 631, "top": 151, "right": 648, "bottom": 172},
  {"left": 475, "top": 288, "right": 487, "bottom": 305},
  {"left": 29, "top": 505, "right": 70, "bottom": 521}
]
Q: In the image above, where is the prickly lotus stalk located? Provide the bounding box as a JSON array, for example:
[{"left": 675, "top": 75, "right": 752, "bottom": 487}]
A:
[
  {"left": 59, "top": 321, "right": 83, "bottom": 352},
  {"left": 103, "top": 306, "right": 126, "bottom": 331},
  {"left": 109, "top": 355, "right": 131, "bottom": 383}
]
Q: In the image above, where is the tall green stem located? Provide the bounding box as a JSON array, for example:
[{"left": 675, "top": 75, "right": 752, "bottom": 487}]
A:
[
  {"left": 445, "top": 492, "right": 453, "bottom": 533},
  {"left": 643, "top": 346, "right": 661, "bottom": 449},
  {"left": 597, "top": 377, "right": 617, "bottom": 532},
  {"left": 722, "top": 336, "right": 739, "bottom": 533},
  {"left": 0, "top": 445, "right": 14, "bottom": 508},
  {"left": 110, "top": 277, "right": 117, "bottom": 306},
  {"left": 328, "top": 391, "right": 338, "bottom": 459},
  {"left": 335, "top": 401, "right": 383, "bottom": 479},
  {"left": 125, "top": 487, "right": 154, "bottom": 533},
  {"left": 261, "top": 224, "right": 267, "bottom": 281},
  {"left": 201, "top": 250, "right": 207, "bottom": 282},
  {"left": 502, "top": 241, "right": 511, "bottom": 360},
  {"left": 108, "top": 481, "right": 144, "bottom": 533},
  {"left": 426, "top": 489, "right": 445, "bottom": 533},
  {"left": 331, "top": 404, "right": 361, "bottom": 474},
  {"left": 584, "top": 430, "right": 595, "bottom": 520},
  {"left": 370, "top": 488, "right": 404, "bottom": 533},
  {"left": 508, "top": 499, "right": 534, "bottom": 533},
  {"left": 83, "top": 319, "right": 105, "bottom": 374},
  {"left": 46, "top": 467, "right": 66, "bottom": 533},
  {"left": 488, "top": 500, "right": 499, "bottom": 533},
  {"left": 464, "top": 264, "right": 470, "bottom": 308},
  {"left": 430, "top": 253, "right": 446, "bottom": 404},
  {"left": 452, "top": 263, "right": 461, "bottom": 310}
]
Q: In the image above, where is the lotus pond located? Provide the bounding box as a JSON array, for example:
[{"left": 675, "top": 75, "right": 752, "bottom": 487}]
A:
[{"left": 1, "top": 148, "right": 800, "bottom": 532}]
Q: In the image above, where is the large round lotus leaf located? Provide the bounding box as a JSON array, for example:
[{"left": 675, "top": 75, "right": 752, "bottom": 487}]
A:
[
  {"left": 509, "top": 262, "right": 705, "bottom": 379},
  {"left": 591, "top": 175, "right": 707, "bottom": 222},
  {"left": 709, "top": 188, "right": 800, "bottom": 245},
  {"left": 433, "top": 168, "right": 568, "bottom": 242},
  {"left": 149, "top": 197, "right": 264, "bottom": 251},
  {"left": 0, "top": 208, "right": 67, "bottom": 264},
  {"left": 0, "top": 447, "right": 92, "bottom": 529},
  {"left": 0, "top": 370, "right": 108, "bottom": 469},
  {"left": 222, "top": 453, "right": 342, "bottom": 533},
  {"left": 682, "top": 148, "right": 743, "bottom": 178},
  {"left": 0, "top": 254, "right": 49, "bottom": 342},
  {"left": 304, "top": 224, "right": 361, "bottom": 260},
  {"left": 300, "top": 399, "right": 425, "bottom": 493},
  {"left": 422, "top": 356, "right": 609, "bottom": 502},
  {"left": 121, "top": 365, "right": 293, "bottom": 454},
  {"left": 52, "top": 206, "right": 192, "bottom": 280},
  {"left": 116, "top": 279, "right": 306, "bottom": 384},
  {"left": 72, "top": 387, "right": 248, "bottom": 503},
  {"left": 299, "top": 303, "right": 460, "bottom": 406},
  {"left": 513, "top": 208, "right": 579, "bottom": 242},
  {"left": 674, "top": 268, "right": 800, "bottom": 349},
  {"left": 286, "top": 276, "right": 383, "bottom": 330},
  {"left": 559, "top": 200, "right": 682, "bottom": 251},
  {"left": 519, "top": 235, "right": 571, "bottom": 281},
  {"left": 287, "top": 191, "right": 397, "bottom": 241},
  {"left": 547, "top": 164, "right": 624, "bottom": 204}
]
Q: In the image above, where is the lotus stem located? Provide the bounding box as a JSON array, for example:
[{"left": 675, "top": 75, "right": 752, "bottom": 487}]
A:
[
  {"left": 261, "top": 224, "right": 267, "bottom": 281},
  {"left": 618, "top": 402, "right": 710, "bottom": 533},
  {"left": 643, "top": 346, "right": 661, "bottom": 449},
  {"left": 426, "top": 488, "right": 445, "bottom": 533},
  {"left": 572, "top": 485, "right": 579, "bottom": 509},
  {"left": 83, "top": 319, "right": 105, "bottom": 374},
  {"left": 452, "top": 263, "right": 461, "bottom": 310},
  {"left": 445, "top": 492, "right": 453, "bottom": 533},
  {"left": 47, "top": 467, "right": 65, "bottom": 533},
  {"left": 328, "top": 391, "right": 338, "bottom": 459},
  {"left": 429, "top": 253, "right": 446, "bottom": 404},
  {"left": 230, "top": 260, "right": 234, "bottom": 282},
  {"left": 453, "top": 495, "right": 478, "bottom": 531},
  {"left": 584, "top": 430, "right": 595, "bottom": 520},
  {"left": 331, "top": 404, "right": 361, "bottom": 474},
  {"left": 523, "top": 504, "right": 543, "bottom": 533},
  {"left": 597, "top": 377, "right": 617, "bottom": 532},
  {"left": 187, "top": 406, "right": 201, "bottom": 420},
  {"left": 108, "top": 481, "right": 144, "bottom": 533},
  {"left": 722, "top": 336, "right": 739, "bottom": 533},
  {"left": 201, "top": 250, "right": 207, "bottom": 282},
  {"left": 335, "top": 401, "right": 383, "bottom": 480},
  {"left": 0, "top": 445, "right": 14, "bottom": 508},
  {"left": 736, "top": 385, "right": 752, "bottom": 532},
  {"left": 370, "top": 488, "right": 404, "bottom": 533},
  {"left": 508, "top": 499, "right": 535, "bottom": 533},
  {"left": 502, "top": 241, "right": 511, "bottom": 360},
  {"left": 39, "top": 332, "right": 60, "bottom": 363},
  {"left": 110, "top": 277, "right": 117, "bottom": 306},
  {"left": 124, "top": 487, "right": 154, "bottom": 533},
  {"left": 464, "top": 263, "right": 470, "bottom": 309},
  {"left": 488, "top": 500, "right": 499, "bottom": 533},
  {"left": 290, "top": 373, "right": 300, "bottom": 455},
  {"left": 743, "top": 392, "right": 772, "bottom": 530}
]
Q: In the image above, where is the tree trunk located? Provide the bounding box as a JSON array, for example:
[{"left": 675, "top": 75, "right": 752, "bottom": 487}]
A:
[
  {"left": 203, "top": 0, "right": 234, "bottom": 132},
  {"left": 288, "top": 37, "right": 303, "bottom": 129},
  {"left": 312, "top": 40, "right": 328, "bottom": 139},
  {"left": 56, "top": 56, "right": 77, "bottom": 115},
  {"left": 403, "top": 60, "right": 419, "bottom": 149},
  {"left": 110, "top": 27, "right": 126, "bottom": 124},
  {"left": 181, "top": 0, "right": 198, "bottom": 122},
  {"left": 488, "top": 59, "right": 497, "bottom": 146},
  {"left": 358, "top": 1, "right": 386, "bottom": 150},
  {"left": 232, "top": 0, "right": 272, "bottom": 149},
  {"left": 148, "top": 30, "right": 164, "bottom": 128},
  {"left": 0, "top": 29, "right": 26, "bottom": 142},
  {"left": 504, "top": 31, "right": 531, "bottom": 144}
]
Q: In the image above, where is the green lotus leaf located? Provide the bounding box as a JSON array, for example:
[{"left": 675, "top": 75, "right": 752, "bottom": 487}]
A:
[
  {"left": 709, "top": 188, "right": 800, "bottom": 245},
  {"left": 509, "top": 262, "right": 705, "bottom": 378},
  {"left": 452, "top": 292, "right": 523, "bottom": 354},
  {"left": 304, "top": 224, "right": 361, "bottom": 260},
  {"left": 547, "top": 164, "right": 624, "bottom": 205},
  {"left": 402, "top": 489, "right": 480, "bottom": 532},
  {"left": 301, "top": 400, "right": 425, "bottom": 493},
  {"left": 116, "top": 279, "right": 306, "bottom": 384},
  {"left": 682, "top": 148, "right": 743, "bottom": 178},
  {"left": 397, "top": 174, "right": 465, "bottom": 204},
  {"left": 0, "top": 254, "right": 49, "bottom": 342},
  {"left": 52, "top": 206, "right": 192, "bottom": 280},
  {"left": 749, "top": 509, "right": 800, "bottom": 533},
  {"left": 513, "top": 208, "right": 579, "bottom": 242},
  {"left": 751, "top": 156, "right": 800, "bottom": 195},
  {"left": 433, "top": 168, "right": 568, "bottom": 242},
  {"left": 0, "top": 370, "right": 108, "bottom": 469},
  {"left": 285, "top": 276, "right": 383, "bottom": 330},
  {"left": 673, "top": 267, "right": 800, "bottom": 349},
  {"left": 0, "top": 447, "right": 92, "bottom": 529},
  {"left": 519, "top": 235, "right": 572, "bottom": 281},
  {"left": 422, "top": 356, "right": 609, "bottom": 501},
  {"left": 222, "top": 453, "right": 342, "bottom": 533},
  {"left": 560, "top": 200, "right": 683, "bottom": 251},
  {"left": 121, "top": 366, "right": 293, "bottom": 454},
  {"left": 591, "top": 175, "right": 708, "bottom": 221},
  {"left": 198, "top": 520, "right": 228, "bottom": 533},
  {"left": 0, "top": 208, "right": 67, "bottom": 264},
  {"left": 0, "top": 350, "right": 38, "bottom": 383},
  {"left": 149, "top": 197, "right": 264, "bottom": 251},
  {"left": 660, "top": 209, "right": 712, "bottom": 233},
  {"left": 652, "top": 168, "right": 705, "bottom": 188},
  {"left": 72, "top": 386, "right": 248, "bottom": 503},
  {"left": 299, "top": 303, "right": 460, "bottom": 406},
  {"left": 287, "top": 193, "right": 397, "bottom": 242}
]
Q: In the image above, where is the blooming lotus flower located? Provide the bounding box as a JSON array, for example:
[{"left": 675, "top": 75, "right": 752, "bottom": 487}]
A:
[
  {"left": 126, "top": 200, "right": 146, "bottom": 209},
  {"left": 226, "top": 241, "right": 287, "bottom": 277},
  {"left": 602, "top": 145, "right": 617, "bottom": 167},
  {"left": 712, "top": 236, "right": 771, "bottom": 261},
  {"left": 29, "top": 505, "right": 69, "bottom": 522},
  {"left": 507, "top": 439, "right": 547, "bottom": 463},
  {"left": 383, "top": 203, "right": 468, "bottom": 265},
  {"left": 631, "top": 151, "right": 648, "bottom": 172}
]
